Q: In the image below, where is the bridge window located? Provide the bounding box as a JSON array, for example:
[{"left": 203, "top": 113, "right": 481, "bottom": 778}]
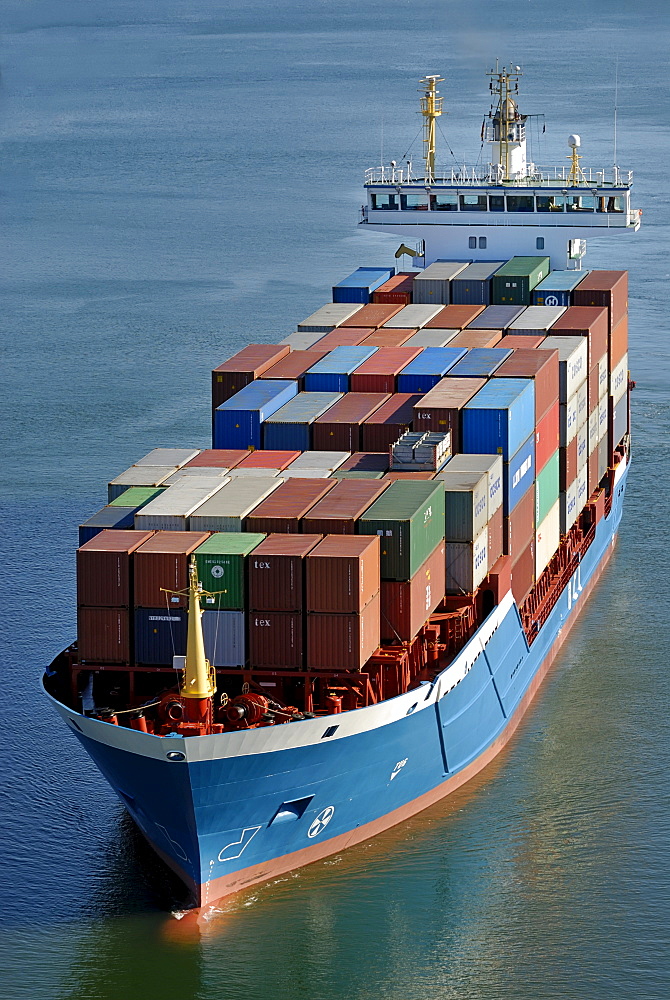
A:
[
  {"left": 536, "top": 195, "right": 565, "bottom": 212},
  {"left": 460, "top": 194, "right": 487, "bottom": 211},
  {"left": 489, "top": 195, "right": 505, "bottom": 212},
  {"left": 566, "top": 195, "right": 596, "bottom": 212},
  {"left": 536, "top": 237, "right": 545, "bottom": 249},
  {"left": 506, "top": 195, "right": 535, "bottom": 212},
  {"left": 371, "top": 193, "right": 398, "bottom": 210},
  {"left": 468, "top": 237, "right": 477, "bottom": 249},
  {"left": 400, "top": 192, "right": 428, "bottom": 211},
  {"left": 600, "top": 195, "right": 624, "bottom": 213},
  {"left": 431, "top": 192, "right": 458, "bottom": 211},
  {"left": 479, "top": 237, "right": 487, "bottom": 249}
]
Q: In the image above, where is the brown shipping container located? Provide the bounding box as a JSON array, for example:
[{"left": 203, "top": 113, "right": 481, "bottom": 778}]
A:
[
  {"left": 487, "top": 505, "right": 504, "bottom": 566},
  {"left": 337, "top": 452, "right": 389, "bottom": 473},
  {"left": 412, "top": 377, "right": 486, "bottom": 450},
  {"left": 349, "top": 347, "right": 422, "bottom": 393},
  {"left": 493, "top": 348, "right": 559, "bottom": 422},
  {"left": 302, "top": 481, "right": 389, "bottom": 536},
  {"left": 248, "top": 534, "right": 323, "bottom": 611},
  {"left": 560, "top": 436, "right": 578, "bottom": 491},
  {"left": 361, "top": 328, "right": 417, "bottom": 347},
  {"left": 380, "top": 540, "right": 445, "bottom": 642},
  {"left": 306, "top": 534, "right": 381, "bottom": 613},
  {"left": 610, "top": 315, "right": 628, "bottom": 369},
  {"left": 497, "top": 334, "right": 546, "bottom": 349},
  {"left": 448, "top": 329, "right": 503, "bottom": 349},
  {"left": 504, "top": 485, "right": 535, "bottom": 558},
  {"left": 237, "top": 450, "right": 300, "bottom": 470},
  {"left": 259, "top": 349, "right": 330, "bottom": 386},
  {"left": 339, "top": 303, "right": 405, "bottom": 328},
  {"left": 211, "top": 344, "right": 290, "bottom": 408},
  {"left": 572, "top": 270, "right": 628, "bottom": 331},
  {"left": 382, "top": 471, "right": 436, "bottom": 480},
  {"left": 78, "top": 607, "right": 131, "bottom": 663},
  {"left": 77, "top": 529, "right": 155, "bottom": 608},
  {"left": 185, "top": 449, "right": 248, "bottom": 468},
  {"left": 248, "top": 611, "right": 303, "bottom": 669},
  {"left": 309, "top": 328, "right": 375, "bottom": 350},
  {"left": 245, "top": 479, "right": 336, "bottom": 534},
  {"left": 511, "top": 541, "right": 535, "bottom": 604},
  {"left": 424, "top": 304, "right": 486, "bottom": 329},
  {"left": 361, "top": 394, "right": 421, "bottom": 452},
  {"left": 371, "top": 273, "right": 415, "bottom": 305},
  {"left": 134, "top": 531, "right": 211, "bottom": 609},
  {"left": 312, "top": 393, "right": 390, "bottom": 452},
  {"left": 588, "top": 449, "right": 600, "bottom": 496},
  {"left": 549, "top": 306, "right": 609, "bottom": 368},
  {"left": 587, "top": 363, "right": 600, "bottom": 409},
  {"left": 307, "top": 592, "right": 381, "bottom": 671},
  {"left": 479, "top": 554, "right": 512, "bottom": 611}
]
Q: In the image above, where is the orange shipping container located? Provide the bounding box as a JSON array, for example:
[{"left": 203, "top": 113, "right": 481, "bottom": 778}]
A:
[
  {"left": 339, "top": 303, "right": 405, "bottom": 328},
  {"left": 371, "top": 273, "right": 415, "bottom": 305},
  {"left": 380, "top": 541, "right": 445, "bottom": 642},
  {"left": 361, "top": 328, "right": 417, "bottom": 347},
  {"left": 248, "top": 534, "right": 323, "bottom": 611},
  {"left": 306, "top": 535, "right": 380, "bottom": 613},
  {"left": 424, "top": 304, "right": 486, "bottom": 329},
  {"left": 308, "top": 328, "right": 375, "bottom": 350},
  {"left": 302, "top": 482, "right": 389, "bottom": 536},
  {"left": 609, "top": 315, "right": 628, "bottom": 369},
  {"left": 307, "top": 592, "right": 381, "bottom": 671},
  {"left": 211, "top": 344, "right": 290, "bottom": 408},
  {"left": 185, "top": 449, "right": 248, "bottom": 468},
  {"left": 497, "top": 334, "right": 546, "bottom": 349},
  {"left": 448, "top": 329, "right": 503, "bottom": 349},
  {"left": 572, "top": 270, "right": 628, "bottom": 331}
]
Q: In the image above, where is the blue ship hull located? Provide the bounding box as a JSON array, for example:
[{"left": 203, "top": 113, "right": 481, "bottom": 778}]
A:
[{"left": 46, "top": 460, "right": 628, "bottom": 907}]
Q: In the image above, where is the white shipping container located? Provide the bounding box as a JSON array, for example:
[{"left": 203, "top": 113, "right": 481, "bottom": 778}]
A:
[
  {"left": 134, "top": 482, "right": 229, "bottom": 531},
  {"left": 280, "top": 332, "right": 327, "bottom": 349},
  {"left": 542, "top": 335, "right": 588, "bottom": 401},
  {"left": 382, "top": 304, "right": 444, "bottom": 329},
  {"left": 588, "top": 407, "right": 599, "bottom": 456},
  {"left": 189, "top": 477, "right": 283, "bottom": 532},
  {"left": 559, "top": 393, "right": 579, "bottom": 447},
  {"left": 280, "top": 469, "right": 334, "bottom": 478},
  {"left": 108, "top": 465, "right": 178, "bottom": 502},
  {"left": 133, "top": 448, "right": 201, "bottom": 468},
  {"left": 297, "top": 303, "right": 363, "bottom": 332},
  {"left": 559, "top": 479, "right": 579, "bottom": 534},
  {"left": 576, "top": 423, "right": 589, "bottom": 471},
  {"left": 575, "top": 379, "right": 588, "bottom": 429},
  {"left": 227, "top": 467, "right": 283, "bottom": 477},
  {"left": 403, "top": 329, "right": 460, "bottom": 347},
  {"left": 445, "top": 528, "right": 488, "bottom": 594},
  {"left": 506, "top": 305, "right": 566, "bottom": 334},
  {"left": 163, "top": 469, "right": 232, "bottom": 486},
  {"left": 598, "top": 396, "right": 608, "bottom": 442},
  {"left": 438, "top": 452, "right": 503, "bottom": 517},
  {"left": 609, "top": 352, "right": 629, "bottom": 405},
  {"left": 285, "top": 451, "right": 350, "bottom": 472},
  {"left": 597, "top": 353, "right": 608, "bottom": 400},
  {"left": 576, "top": 466, "right": 588, "bottom": 514},
  {"left": 535, "top": 500, "right": 561, "bottom": 578}
]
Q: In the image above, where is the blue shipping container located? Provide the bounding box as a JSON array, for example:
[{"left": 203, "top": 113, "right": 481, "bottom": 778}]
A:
[
  {"left": 396, "top": 347, "right": 467, "bottom": 393},
  {"left": 262, "top": 391, "right": 343, "bottom": 451},
  {"left": 213, "top": 380, "right": 298, "bottom": 450},
  {"left": 134, "top": 608, "right": 187, "bottom": 665},
  {"left": 304, "top": 346, "right": 378, "bottom": 392},
  {"left": 462, "top": 378, "right": 535, "bottom": 461},
  {"left": 532, "top": 270, "right": 590, "bottom": 307},
  {"left": 202, "top": 610, "right": 246, "bottom": 667},
  {"left": 79, "top": 505, "right": 137, "bottom": 546},
  {"left": 448, "top": 348, "right": 513, "bottom": 379},
  {"left": 467, "top": 305, "right": 527, "bottom": 329},
  {"left": 504, "top": 433, "right": 536, "bottom": 515},
  {"left": 332, "top": 267, "right": 395, "bottom": 304}
]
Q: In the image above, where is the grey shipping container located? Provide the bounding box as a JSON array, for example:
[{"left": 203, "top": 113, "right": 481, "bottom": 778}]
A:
[
  {"left": 189, "top": 477, "right": 283, "bottom": 531},
  {"left": 411, "top": 262, "right": 469, "bottom": 305},
  {"left": 403, "top": 329, "right": 460, "bottom": 348},
  {"left": 450, "top": 262, "right": 506, "bottom": 305},
  {"left": 201, "top": 610, "right": 246, "bottom": 667},
  {"left": 440, "top": 453, "right": 504, "bottom": 517},
  {"left": 133, "top": 448, "right": 201, "bottom": 468},
  {"left": 108, "top": 465, "right": 178, "bottom": 502},
  {"left": 382, "top": 304, "right": 445, "bottom": 328},
  {"left": 433, "top": 468, "right": 489, "bottom": 542},
  {"left": 297, "top": 303, "right": 364, "bottom": 332}
]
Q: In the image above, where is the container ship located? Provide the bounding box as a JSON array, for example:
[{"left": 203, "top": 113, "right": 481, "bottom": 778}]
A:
[{"left": 43, "top": 66, "right": 638, "bottom": 909}]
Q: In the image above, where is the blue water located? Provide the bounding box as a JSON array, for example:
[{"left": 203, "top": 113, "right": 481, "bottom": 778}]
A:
[{"left": 2, "top": 2, "right": 669, "bottom": 998}]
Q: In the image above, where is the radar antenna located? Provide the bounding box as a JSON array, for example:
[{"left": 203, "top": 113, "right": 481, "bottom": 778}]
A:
[{"left": 419, "top": 75, "right": 444, "bottom": 182}]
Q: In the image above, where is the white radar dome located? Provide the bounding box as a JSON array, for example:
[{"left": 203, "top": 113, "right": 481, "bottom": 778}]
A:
[{"left": 568, "top": 134, "right": 581, "bottom": 149}]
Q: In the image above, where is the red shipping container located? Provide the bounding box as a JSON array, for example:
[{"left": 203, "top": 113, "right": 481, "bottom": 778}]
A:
[
  {"left": 308, "top": 328, "right": 375, "bottom": 350},
  {"left": 78, "top": 607, "right": 131, "bottom": 664},
  {"left": 487, "top": 505, "right": 504, "bottom": 566},
  {"left": 549, "top": 306, "right": 609, "bottom": 369},
  {"left": 302, "top": 482, "right": 389, "bottom": 536},
  {"left": 246, "top": 479, "right": 336, "bottom": 534},
  {"left": 497, "top": 334, "right": 546, "bottom": 349},
  {"left": 572, "top": 270, "right": 628, "bottom": 331},
  {"left": 448, "top": 329, "right": 503, "bottom": 349},
  {"left": 339, "top": 303, "right": 405, "bottom": 328},
  {"left": 248, "top": 534, "right": 323, "bottom": 611},
  {"left": 306, "top": 535, "right": 381, "bottom": 612},
  {"left": 307, "top": 592, "right": 381, "bottom": 671},
  {"left": 609, "top": 315, "right": 628, "bottom": 368},
  {"left": 312, "top": 392, "right": 390, "bottom": 452},
  {"left": 237, "top": 450, "right": 301, "bottom": 470},
  {"left": 185, "top": 449, "right": 248, "bottom": 468},
  {"left": 511, "top": 541, "right": 535, "bottom": 604},
  {"left": 560, "top": 436, "right": 578, "bottom": 491},
  {"left": 361, "top": 393, "right": 421, "bottom": 452},
  {"left": 587, "top": 362, "right": 600, "bottom": 409},
  {"left": 493, "top": 348, "right": 559, "bottom": 422},
  {"left": 349, "top": 347, "right": 422, "bottom": 393},
  {"left": 413, "top": 377, "right": 486, "bottom": 451},
  {"left": 535, "top": 399, "right": 560, "bottom": 475},
  {"left": 211, "top": 344, "right": 290, "bottom": 408},
  {"left": 380, "top": 541, "right": 445, "bottom": 641},
  {"left": 259, "top": 349, "right": 330, "bottom": 386},
  {"left": 478, "top": 554, "right": 512, "bottom": 616},
  {"left": 371, "top": 273, "right": 416, "bottom": 305},
  {"left": 382, "top": 471, "right": 436, "bottom": 480},
  {"left": 424, "top": 304, "right": 486, "bottom": 329},
  {"left": 77, "top": 529, "right": 155, "bottom": 608},
  {"left": 337, "top": 452, "right": 389, "bottom": 473},
  {"left": 504, "top": 486, "right": 535, "bottom": 558},
  {"left": 361, "top": 328, "right": 417, "bottom": 347},
  {"left": 134, "top": 531, "right": 211, "bottom": 609},
  {"left": 248, "top": 611, "right": 303, "bottom": 669},
  {"left": 588, "top": 449, "right": 599, "bottom": 497}
]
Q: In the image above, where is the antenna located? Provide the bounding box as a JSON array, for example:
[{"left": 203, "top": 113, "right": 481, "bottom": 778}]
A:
[
  {"left": 419, "top": 75, "right": 444, "bottom": 182},
  {"left": 380, "top": 116, "right": 384, "bottom": 168},
  {"left": 613, "top": 55, "right": 619, "bottom": 172}
]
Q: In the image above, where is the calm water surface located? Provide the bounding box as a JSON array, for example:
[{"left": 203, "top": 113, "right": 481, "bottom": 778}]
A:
[{"left": 2, "top": 2, "right": 669, "bottom": 998}]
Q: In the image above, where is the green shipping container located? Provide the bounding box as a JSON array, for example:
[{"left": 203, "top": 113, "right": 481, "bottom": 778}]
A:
[
  {"left": 194, "top": 532, "right": 266, "bottom": 610},
  {"left": 535, "top": 450, "right": 560, "bottom": 526},
  {"left": 358, "top": 481, "right": 445, "bottom": 581},
  {"left": 108, "top": 486, "right": 166, "bottom": 508},
  {"left": 491, "top": 256, "right": 550, "bottom": 306}
]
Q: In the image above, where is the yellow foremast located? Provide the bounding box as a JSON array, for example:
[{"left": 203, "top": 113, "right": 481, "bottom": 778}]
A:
[
  {"left": 419, "top": 75, "right": 443, "bottom": 182},
  {"left": 161, "top": 556, "right": 216, "bottom": 703}
]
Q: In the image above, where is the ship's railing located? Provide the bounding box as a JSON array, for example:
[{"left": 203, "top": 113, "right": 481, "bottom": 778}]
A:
[{"left": 364, "top": 164, "right": 633, "bottom": 187}]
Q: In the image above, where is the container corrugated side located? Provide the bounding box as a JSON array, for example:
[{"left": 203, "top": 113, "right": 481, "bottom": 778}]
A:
[
  {"left": 549, "top": 306, "right": 609, "bottom": 368},
  {"left": 492, "top": 348, "right": 560, "bottom": 423},
  {"left": 306, "top": 535, "right": 380, "bottom": 613},
  {"left": 214, "top": 380, "right": 298, "bottom": 450},
  {"left": 259, "top": 349, "right": 330, "bottom": 385},
  {"left": 262, "top": 391, "right": 343, "bottom": 451},
  {"left": 349, "top": 347, "right": 422, "bottom": 393},
  {"left": 425, "top": 304, "right": 486, "bottom": 329},
  {"left": 445, "top": 528, "right": 488, "bottom": 594},
  {"left": 332, "top": 267, "right": 395, "bottom": 304},
  {"left": 531, "top": 269, "right": 589, "bottom": 306},
  {"left": 360, "top": 394, "right": 421, "bottom": 452},
  {"left": 189, "top": 479, "right": 283, "bottom": 532},
  {"left": 503, "top": 433, "right": 535, "bottom": 516},
  {"left": 357, "top": 480, "right": 446, "bottom": 581},
  {"left": 432, "top": 468, "right": 488, "bottom": 541},
  {"left": 466, "top": 305, "right": 526, "bottom": 329},
  {"left": 78, "top": 608, "right": 132, "bottom": 664},
  {"left": 79, "top": 506, "right": 138, "bottom": 546},
  {"left": 450, "top": 263, "right": 505, "bottom": 305},
  {"left": 541, "top": 336, "right": 588, "bottom": 401},
  {"left": 306, "top": 592, "right": 380, "bottom": 671},
  {"left": 491, "top": 256, "right": 550, "bottom": 305},
  {"left": 134, "top": 481, "right": 230, "bottom": 531},
  {"left": 535, "top": 450, "right": 560, "bottom": 525},
  {"left": 248, "top": 612, "right": 303, "bottom": 669},
  {"left": 371, "top": 273, "right": 415, "bottom": 305},
  {"left": 535, "top": 400, "right": 560, "bottom": 475},
  {"left": 284, "top": 451, "right": 350, "bottom": 473},
  {"left": 202, "top": 610, "right": 246, "bottom": 666},
  {"left": 303, "top": 346, "right": 378, "bottom": 392},
  {"left": 133, "top": 532, "right": 211, "bottom": 609},
  {"left": 535, "top": 500, "right": 560, "bottom": 578},
  {"left": 77, "top": 529, "right": 155, "bottom": 608},
  {"left": 411, "top": 261, "right": 469, "bottom": 305},
  {"left": 448, "top": 347, "right": 512, "bottom": 378},
  {"left": 193, "top": 532, "right": 266, "bottom": 609},
  {"left": 302, "top": 480, "right": 389, "bottom": 536},
  {"left": 134, "top": 608, "right": 187, "bottom": 665},
  {"left": 462, "top": 378, "right": 535, "bottom": 461},
  {"left": 211, "top": 344, "right": 290, "bottom": 408},
  {"left": 572, "top": 270, "right": 628, "bottom": 331},
  {"left": 412, "top": 377, "right": 486, "bottom": 451},
  {"left": 339, "top": 303, "right": 405, "bottom": 328},
  {"left": 440, "top": 453, "right": 503, "bottom": 517},
  {"left": 380, "top": 540, "right": 445, "bottom": 642},
  {"left": 311, "top": 392, "right": 390, "bottom": 452}
]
